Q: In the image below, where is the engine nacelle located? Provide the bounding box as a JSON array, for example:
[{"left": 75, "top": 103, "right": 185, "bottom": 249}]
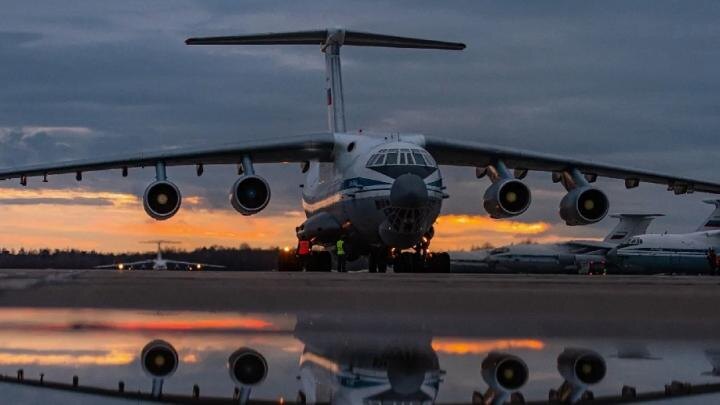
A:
[
  {"left": 559, "top": 186, "right": 609, "bottom": 226},
  {"left": 555, "top": 348, "right": 606, "bottom": 403},
  {"left": 143, "top": 180, "right": 181, "bottom": 220},
  {"left": 482, "top": 352, "right": 529, "bottom": 393},
  {"left": 483, "top": 178, "right": 532, "bottom": 218},
  {"left": 230, "top": 175, "right": 271, "bottom": 216},
  {"left": 141, "top": 340, "right": 178, "bottom": 378},
  {"left": 228, "top": 347, "right": 268, "bottom": 387}
]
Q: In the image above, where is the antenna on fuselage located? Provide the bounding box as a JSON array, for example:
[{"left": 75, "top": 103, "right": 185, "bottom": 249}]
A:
[{"left": 185, "top": 29, "right": 465, "bottom": 133}]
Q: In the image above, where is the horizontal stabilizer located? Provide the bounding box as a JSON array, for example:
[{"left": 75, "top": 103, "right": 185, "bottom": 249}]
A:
[{"left": 186, "top": 29, "right": 465, "bottom": 50}]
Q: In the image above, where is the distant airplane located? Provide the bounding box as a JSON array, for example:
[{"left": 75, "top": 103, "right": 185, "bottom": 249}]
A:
[
  {"left": 451, "top": 214, "right": 663, "bottom": 274},
  {"left": 2, "top": 29, "right": 720, "bottom": 273},
  {"left": 607, "top": 199, "right": 720, "bottom": 274},
  {"left": 95, "top": 240, "right": 224, "bottom": 271}
]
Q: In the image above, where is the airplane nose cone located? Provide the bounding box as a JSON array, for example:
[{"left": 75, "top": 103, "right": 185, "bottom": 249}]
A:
[{"left": 390, "top": 173, "right": 428, "bottom": 208}]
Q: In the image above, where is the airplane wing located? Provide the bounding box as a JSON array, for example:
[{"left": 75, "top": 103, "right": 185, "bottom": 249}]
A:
[
  {"left": 423, "top": 136, "right": 720, "bottom": 194},
  {"left": 94, "top": 260, "right": 154, "bottom": 269},
  {"left": 164, "top": 260, "right": 225, "bottom": 270},
  {"left": 0, "top": 133, "right": 335, "bottom": 180}
]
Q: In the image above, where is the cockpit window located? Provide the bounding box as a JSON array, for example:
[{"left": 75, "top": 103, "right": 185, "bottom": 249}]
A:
[{"left": 366, "top": 148, "right": 437, "bottom": 168}]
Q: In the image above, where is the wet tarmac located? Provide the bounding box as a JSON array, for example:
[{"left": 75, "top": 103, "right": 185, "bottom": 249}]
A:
[{"left": 0, "top": 269, "right": 719, "bottom": 403}]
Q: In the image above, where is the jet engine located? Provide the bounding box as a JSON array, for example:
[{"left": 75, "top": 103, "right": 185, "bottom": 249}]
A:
[
  {"left": 296, "top": 212, "right": 341, "bottom": 243},
  {"left": 143, "top": 180, "right": 181, "bottom": 220},
  {"left": 483, "top": 178, "right": 531, "bottom": 218},
  {"left": 230, "top": 175, "right": 271, "bottom": 215},
  {"left": 559, "top": 186, "right": 609, "bottom": 225}
]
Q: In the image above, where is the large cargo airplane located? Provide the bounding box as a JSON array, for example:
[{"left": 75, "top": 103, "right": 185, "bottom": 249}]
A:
[
  {"left": 607, "top": 200, "right": 720, "bottom": 274},
  {"left": 451, "top": 213, "right": 663, "bottom": 274},
  {"left": 94, "top": 240, "right": 224, "bottom": 271},
  {"left": 2, "top": 29, "right": 720, "bottom": 273}
]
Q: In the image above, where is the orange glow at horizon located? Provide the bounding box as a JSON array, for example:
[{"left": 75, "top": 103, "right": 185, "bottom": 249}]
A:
[
  {"left": 432, "top": 338, "right": 546, "bottom": 354},
  {"left": 0, "top": 350, "right": 134, "bottom": 366},
  {"left": 0, "top": 187, "right": 573, "bottom": 251}
]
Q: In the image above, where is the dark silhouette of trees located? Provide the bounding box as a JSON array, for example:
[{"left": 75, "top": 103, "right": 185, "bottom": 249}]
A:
[{"left": 0, "top": 245, "right": 279, "bottom": 271}]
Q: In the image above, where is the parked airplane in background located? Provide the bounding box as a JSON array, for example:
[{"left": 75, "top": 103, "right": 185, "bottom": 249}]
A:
[
  {"left": 451, "top": 214, "right": 663, "bottom": 274},
  {"left": 3, "top": 29, "right": 720, "bottom": 273},
  {"left": 95, "top": 240, "right": 224, "bottom": 271},
  {"left": 607, "top": 200, "right": 720, "bottom": 275}
]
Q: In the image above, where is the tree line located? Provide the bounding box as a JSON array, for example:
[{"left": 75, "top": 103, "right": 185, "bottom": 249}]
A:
[{"left": 0, "top": 245, "right": 278, "bottom": 271}]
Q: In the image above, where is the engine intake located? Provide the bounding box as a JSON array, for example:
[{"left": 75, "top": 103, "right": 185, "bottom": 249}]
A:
[
  {"left": 141, "top": 340, "right": 178, "bottom": 378},
  {"left": 483, "top": 178, "right": 531, "bottom": 218},
  {"left": 230, "top": 175, "right": 271, "bottom": 215},
  {"left": 143, "top": 181, "right": 181, "bottom": 220},
  {"left": 559, "top": 186, "right": 609, "bottom": 226},
  {"left": 228, "top": 348, "right": 268, "bottom": 386},
  {"left": 482, "top": 352, "right": 529, "bottom": 392}
]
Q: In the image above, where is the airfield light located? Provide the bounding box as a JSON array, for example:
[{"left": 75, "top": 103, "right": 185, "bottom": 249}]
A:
[{"left": 283, "top": 246, "right": 290, "bottom": 253}]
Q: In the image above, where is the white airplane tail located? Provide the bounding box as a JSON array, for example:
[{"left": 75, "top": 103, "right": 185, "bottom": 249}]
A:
[
  {"left": 603, "top": 214, "right": 664, "bottom": 243},
  {"left": 697, "top": 199, "right": 720, "bottom": 231},
  {"left": 186, "top": 29, "right": 465, "bottom": 133}
]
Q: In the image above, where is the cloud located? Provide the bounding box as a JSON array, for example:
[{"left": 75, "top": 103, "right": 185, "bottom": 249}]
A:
[{"left": 0, "top": 1, "right": 719, "bottom": 250}]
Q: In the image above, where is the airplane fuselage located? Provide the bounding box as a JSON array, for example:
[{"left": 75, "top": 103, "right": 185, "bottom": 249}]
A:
[
  {"left": 609, "top": 232, "right": 719, "bottom": 274},
  {"left": 301, "top": 133, "right": 444, "bottom": 255}
]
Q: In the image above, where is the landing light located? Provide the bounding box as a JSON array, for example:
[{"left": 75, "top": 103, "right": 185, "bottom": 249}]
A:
[
  {"left": 196, "top": 264, "right": 202, "bottom": 270},
  {"left": 118, "top": 264, "right": 124, "bottom": 270}
]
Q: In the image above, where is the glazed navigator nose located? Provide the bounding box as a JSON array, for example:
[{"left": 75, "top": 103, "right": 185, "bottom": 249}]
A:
[{"left": 390, "top": 173, "right": 428, "bottom": 208}]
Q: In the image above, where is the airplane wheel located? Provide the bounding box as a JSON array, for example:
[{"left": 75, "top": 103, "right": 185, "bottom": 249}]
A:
[
  {"left": 368, "top": 253, "right": 377, "bottom": 273},
  {"left": 429, "top": 252, "right": 451, "bottom": 273},
  {"left": 377, "top": 257, "right": 387, "bottom": 273},
  {"left": 308, "top": 251, "right": 332, "bottom": 272},
  {"left": 395, "top": 252, "right": 418, "bottom": 273}
]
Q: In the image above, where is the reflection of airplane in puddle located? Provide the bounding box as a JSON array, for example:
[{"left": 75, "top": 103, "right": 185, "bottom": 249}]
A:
[
  {"left": 294, "top": 315, "right": 443, "bottom": 404},
  {"left": 94, "top": 240, "right": 224, "bottom": 271}
]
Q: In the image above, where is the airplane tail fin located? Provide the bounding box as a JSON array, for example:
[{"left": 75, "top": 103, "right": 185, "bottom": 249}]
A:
[
  {"left": 603, "top": 214, "right": 664, "bottom": 243},
  {"left": 696, "top": 199, "right": 720, "bottom": 231},
  {"left": 186, "top": 29, "right": 465, "bottom": 133}
]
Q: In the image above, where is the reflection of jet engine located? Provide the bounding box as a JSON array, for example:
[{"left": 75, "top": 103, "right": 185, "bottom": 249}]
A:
[
  {"left": 475, "top": 352, "right": 528, "bottom": 405},
  {"left": 140, "top": 339, "right": 179, "bottom": 398},
  {"left": 230, "top": 175, "right": 271, "bottom": 215},
  {"left": 484, "top": 179, "right": 531, "bottom": 218},
  {"left": 552, "top": 348, "right": 606, "bottom": 403},
  {"left": 559, "top": 187, "right": 609, "bottom": 226},
  {"left": 144, "top": 181, "right": 182, "bottom": 220},
  {"left": 228, "top": 348, "right": 268, "bottom": 404}
]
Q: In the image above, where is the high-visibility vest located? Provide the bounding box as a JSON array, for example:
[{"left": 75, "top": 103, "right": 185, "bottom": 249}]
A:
[
  {"left": 298, "top": 240, "right": 310, "bottom": 255},
  {"left": 336, "top": 240, "right": 345, "bottom": 255}
]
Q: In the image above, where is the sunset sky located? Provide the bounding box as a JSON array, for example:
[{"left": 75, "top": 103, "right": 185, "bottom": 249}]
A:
[{"left": 1, "top": 1, "right": 719, "bottom": 253}]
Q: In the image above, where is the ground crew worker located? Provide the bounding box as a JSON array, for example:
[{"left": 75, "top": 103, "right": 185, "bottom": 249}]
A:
[
  {"left": 708, "top": 247, "right": 717, "bottom": 275},
  {"left": 297, "top": 239, "right": 311, "bottom": 271},
  {"left": 336, "top": 237, "right": 346, "bottom": 272}
]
